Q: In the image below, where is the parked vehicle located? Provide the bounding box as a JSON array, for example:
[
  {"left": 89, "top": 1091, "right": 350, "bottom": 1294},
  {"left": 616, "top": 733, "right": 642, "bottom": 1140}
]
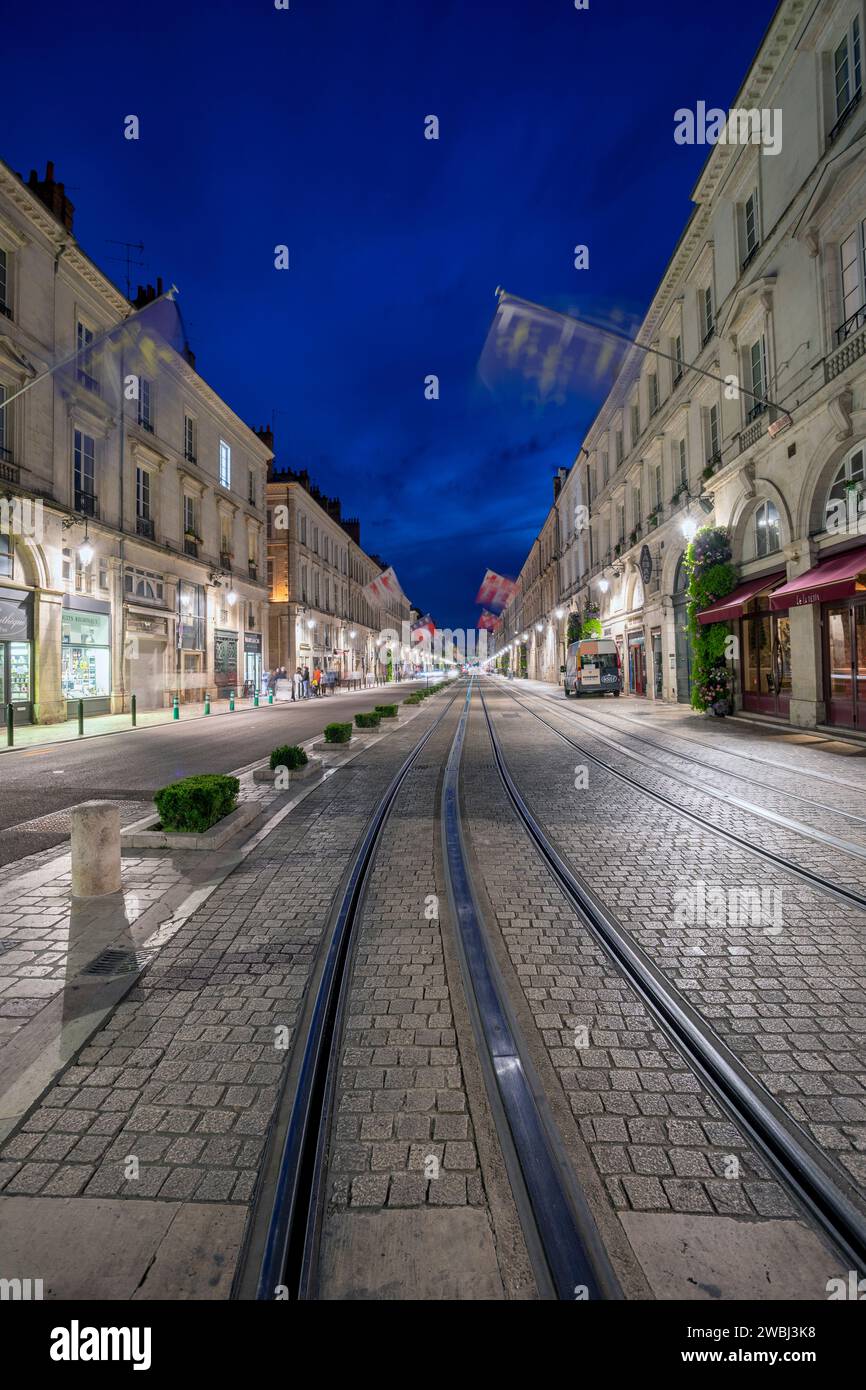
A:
[{"left": 564, "top": 638, "right": 622, "bottom": 697}]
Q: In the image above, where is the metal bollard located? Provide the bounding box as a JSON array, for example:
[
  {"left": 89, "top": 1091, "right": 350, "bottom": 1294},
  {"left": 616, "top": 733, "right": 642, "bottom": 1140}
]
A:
[
  {"left": 254, "top": 690, "right": 259, "bottom": 708},
  {"left": 204, "top": 693, "right": 211, "bottom": 715},
  {"left": 77, "top": 699, "right": 84, "bottom": 737},
  {"left": 70, "top": 801, "right": 122, "bottom": 898},
  {"left": 173, "top": 696, "right": 180, "bottom": 720},
  {"left": 131, "top": 694, "right": 137, "bottom": 727},
  {"left": 6, "top": 704, "right": 13, "bottom": 748},
  {"left": 229, "top": 689, "right": 235, "bottom": 712},
  {"left": 268, "top": 689, "right": 273, "bottom": 705}
]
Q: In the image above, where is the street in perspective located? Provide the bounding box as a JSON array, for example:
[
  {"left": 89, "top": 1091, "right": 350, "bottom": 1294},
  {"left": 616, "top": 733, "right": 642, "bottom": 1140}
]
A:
[{"left": 1, "top": 0, "right": 865, "bottom": 1366}]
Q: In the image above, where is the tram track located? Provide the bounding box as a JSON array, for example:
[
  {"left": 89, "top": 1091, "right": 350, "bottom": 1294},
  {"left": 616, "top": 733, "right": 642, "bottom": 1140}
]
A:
[
  {"left": 543, "top": 690, "right": 866, "bottom": 828},
  {"left": 237, "top": 679, "right": 625, "bottom": 1301},
  {"left": 477, "top": 681, "right": 866, "bottom": 1277},
  {"left": 234, "top": 683, "right": 464, "bottom": 1300},
  {"left": 497, "top": 681, "right": 866, "bottom": 914},
  {"left": 235, "top": 674, "right": 865, "bottom": 1303}
]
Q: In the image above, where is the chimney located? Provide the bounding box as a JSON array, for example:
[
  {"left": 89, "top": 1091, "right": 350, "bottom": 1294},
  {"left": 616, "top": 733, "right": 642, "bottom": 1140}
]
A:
[
  {"left": 132, "top": 277, "right": 164, "bottom": 309},
  {"left": 26, "top": 160, "right": 75, "bottom": 233},
  {"left": 254, "top": 424, "right": 274, "bottom": 452},
  {"left": 343, "top": 518, "right": 361, "bottom": 545}
]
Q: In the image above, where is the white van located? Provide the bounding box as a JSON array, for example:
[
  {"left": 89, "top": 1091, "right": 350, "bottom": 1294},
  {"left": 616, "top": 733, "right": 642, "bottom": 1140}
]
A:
[{"left": 564, "top": 638, "right": 622, "bottom": 697}]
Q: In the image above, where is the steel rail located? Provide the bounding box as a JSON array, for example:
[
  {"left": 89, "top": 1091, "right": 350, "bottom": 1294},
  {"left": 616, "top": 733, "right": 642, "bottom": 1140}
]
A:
[
  {"left": 497, "top": 682, "right": 866, "bottom": 914},
  {"left": 540, "top": 688, "right": 866, "bottom": 828},
  {"left": 442, "top": 680, "right": 621, "bottom": 1301},
  {"left": 479, "top": 683, "right": 866, "bottom": 1277}
]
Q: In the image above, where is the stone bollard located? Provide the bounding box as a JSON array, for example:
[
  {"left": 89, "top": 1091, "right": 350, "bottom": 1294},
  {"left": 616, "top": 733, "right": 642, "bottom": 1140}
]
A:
[{"left": 70, "top": 801, "right": 122, "bottom": 898}]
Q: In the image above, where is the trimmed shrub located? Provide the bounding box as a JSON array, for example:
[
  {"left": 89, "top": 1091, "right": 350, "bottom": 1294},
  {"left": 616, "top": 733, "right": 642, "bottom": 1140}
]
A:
[
  {"left": 323, "top": 722, "right": 352, "bottom": 743},
  {"left": 404, "top": 694, "right": 422, "bottom": 705},
  {"left": 375, "top": 704, "right": 398, "bottom": 718},
  {"left": 269, "top": 744, "right": 308, "bottom": 772},
  {"left": 355, "top": 711, "right": 381, "bottom": 729},
  {"left": 155, "top": 774, "right": 239, "bottom": 834}
]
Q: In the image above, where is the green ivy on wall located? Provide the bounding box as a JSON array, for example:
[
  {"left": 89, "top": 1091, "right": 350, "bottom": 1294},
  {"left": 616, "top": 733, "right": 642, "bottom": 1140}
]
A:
[{"left": 685, "top": 525, "right": 738, "bottom": 713}]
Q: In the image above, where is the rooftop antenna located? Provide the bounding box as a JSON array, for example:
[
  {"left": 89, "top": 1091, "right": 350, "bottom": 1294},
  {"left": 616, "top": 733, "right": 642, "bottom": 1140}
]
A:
[{"left": 104, "top": 239, "right": 146, "bottom": 299}]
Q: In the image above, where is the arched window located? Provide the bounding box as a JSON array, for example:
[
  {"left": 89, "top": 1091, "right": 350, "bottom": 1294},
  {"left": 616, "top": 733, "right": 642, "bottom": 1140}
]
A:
[
  {"left": 754, "top": 500, "right": 781, "bottom": 558},
  {"left": 826, "top": 442, "right": 865, "bottom": 523}
]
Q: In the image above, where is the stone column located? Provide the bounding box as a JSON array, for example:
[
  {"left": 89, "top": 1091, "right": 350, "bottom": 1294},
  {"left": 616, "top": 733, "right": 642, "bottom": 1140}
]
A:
[
  {"left": 33, "top": 589, "right": 65, "bottom": 724},
  {"left": 108, "top": 555, "right": 125, "bottom": 714},
  {"left": 785, "top": 541, "right": 825, "bottom": 729}
]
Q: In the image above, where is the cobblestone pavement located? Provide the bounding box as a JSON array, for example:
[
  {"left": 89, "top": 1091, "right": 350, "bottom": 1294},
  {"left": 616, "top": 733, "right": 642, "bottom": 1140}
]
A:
[
  {"left": 0, "top": 702, "right": 447, "bottom": 1216},
  {"left": 508, "top": 687, "right": 866, "bottom": 896},
  {"left": 459, "top": 693, "right": 803, "bottom": 1225},
  {"left": 0, "top": 767, "right": 286, "bottom": 1047},
  {"left": 530, "top": 691, "right": 866, "bottom": 853},
  {"left": 481, "top": 680, "right": 866, "bottom": 1196},
  {"left": 326, "top": 699, "right": 483, "bottom": 1215}
]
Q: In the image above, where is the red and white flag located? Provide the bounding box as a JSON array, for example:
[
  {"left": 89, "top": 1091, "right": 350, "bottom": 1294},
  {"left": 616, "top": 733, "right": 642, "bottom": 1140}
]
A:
[
  {"left": 411, "top": 613, "right": 435, "bottom": 643},
  {"left": 364, "top": 566, "right": 402, "bottom": 606},
  {"left": 478, "top": 610, "right": 501, "bottom": 631},
  {"left": 475, "top": 569, "right": 516, "bottom": 612}
]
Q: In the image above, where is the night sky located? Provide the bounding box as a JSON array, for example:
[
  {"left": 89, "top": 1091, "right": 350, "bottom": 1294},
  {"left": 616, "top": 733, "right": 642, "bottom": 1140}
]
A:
[{"left": 5, "top": 0, "right": 775, "bottom": 629}]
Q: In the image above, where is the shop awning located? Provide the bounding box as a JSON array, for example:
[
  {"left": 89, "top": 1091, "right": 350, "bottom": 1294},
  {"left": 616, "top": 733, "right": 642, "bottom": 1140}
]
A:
[
  {"left": 769, "top": 543, "right": 866, "bottom": 612},
  {"left": 697, "top": 571, "right": 785, "bottom": 625}
]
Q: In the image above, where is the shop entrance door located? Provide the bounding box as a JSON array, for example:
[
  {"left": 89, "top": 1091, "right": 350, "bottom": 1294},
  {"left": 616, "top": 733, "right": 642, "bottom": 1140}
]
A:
[
  {"left": 740, "top": 602, "right": 791, "bottom": 717},
  {"left": 651, "top": 629, "right": 663, "bottom": 700},
  {"left": 628, "top": 633, "right": 646, "bottom": 695},
  {"left": 0, "top": 640, "right": 33, "bottom": 723},
  {"left": 826, "top": 600, "right": 866, "bottom": 729},
  {"left": 134, "top": 639, "right": 164, "bottom": 709}
]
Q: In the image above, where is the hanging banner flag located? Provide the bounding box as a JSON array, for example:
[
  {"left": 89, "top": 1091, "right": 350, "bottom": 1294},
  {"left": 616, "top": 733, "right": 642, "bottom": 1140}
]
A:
[
  {"left": 475, "top": 569, "right": 517, "bottom": 612},
  {"left": 479, "top": 288, "right": 643, "bottom": 408},
  {"left": 478, "top": 610, "right": 501, "bottom": 631},
  {"left": 364, "top": 566, "right": 403, "bottom": 606},
  {"left": 411, "top": 613, "right": 435, "bottom": 643}
]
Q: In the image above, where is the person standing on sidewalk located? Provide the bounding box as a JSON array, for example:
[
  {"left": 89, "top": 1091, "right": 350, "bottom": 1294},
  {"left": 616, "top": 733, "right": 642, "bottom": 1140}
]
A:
[{"left": 302, "top": 664, "right": 311, "bottom": 699}]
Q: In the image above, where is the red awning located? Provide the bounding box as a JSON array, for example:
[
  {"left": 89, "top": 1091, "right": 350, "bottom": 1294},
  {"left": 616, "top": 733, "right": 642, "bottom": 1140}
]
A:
[
  {"left": 697, "top": 571, "right": 786, "bottom": 625},
  {"left": 769, "top": 543, "right": 866, "bottom": 612}
]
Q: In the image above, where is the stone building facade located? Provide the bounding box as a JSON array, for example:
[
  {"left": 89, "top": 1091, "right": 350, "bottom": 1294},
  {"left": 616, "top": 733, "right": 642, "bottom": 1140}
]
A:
[
  {"left": 497, "top": 0, "right": 866, "bottom": 732},
  {"left": 0, "top": 158, "right": 270, "bottom": 722}
]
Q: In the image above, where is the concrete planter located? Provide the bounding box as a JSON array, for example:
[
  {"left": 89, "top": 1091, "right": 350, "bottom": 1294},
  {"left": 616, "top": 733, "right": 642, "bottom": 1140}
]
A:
[
  {"left": 121, "top": 800, "right": 259, "bottom": 850},
  {"left": 252, "top": 756, "right": 322, "bottom": 784},
  {"left": 312, "top": 736, "right": 354, "bottom": 753}
]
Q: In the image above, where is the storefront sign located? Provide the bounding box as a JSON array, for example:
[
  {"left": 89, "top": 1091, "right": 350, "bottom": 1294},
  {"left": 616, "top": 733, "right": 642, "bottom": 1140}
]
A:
[
  {"left": 244, "top": 632, "right": 262, "bottom": 653},
  {"left": 127, "top": 613, "right": 168, "bottom": 637},
  {"left": 62, "top": 610, "right": 111, "bottom": 646},
  {"left": 0, "top": 589, "right": 32, "bottom": 640},
  {"left": 639, "top": 545, "right": 653, "bottom": 586}
]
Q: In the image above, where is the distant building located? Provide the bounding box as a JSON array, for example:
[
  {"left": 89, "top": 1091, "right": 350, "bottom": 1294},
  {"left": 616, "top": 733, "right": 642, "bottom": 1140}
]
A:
[{"left": 266, "top": 469, "right": 410, "bottom": 679}]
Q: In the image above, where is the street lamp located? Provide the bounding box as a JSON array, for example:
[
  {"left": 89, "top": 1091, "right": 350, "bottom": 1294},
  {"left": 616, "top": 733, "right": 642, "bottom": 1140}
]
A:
[
  {"left": 682, "top": 516, "right": 698, "bottom": 542},
  {"left": 307, "top": 618, "right": 316, "bottom": 629},
  {"left": 535, "top": 622, "right": 543, "bottom": 632},
  {"left": 555, "top": 608, "right": 564, "bottom": 620},
  {"left": 598, "top": 578, "right": 610, "bottom": 593},
  {"left": 226, "top": 589, "right": 238, "bottom": 607}
]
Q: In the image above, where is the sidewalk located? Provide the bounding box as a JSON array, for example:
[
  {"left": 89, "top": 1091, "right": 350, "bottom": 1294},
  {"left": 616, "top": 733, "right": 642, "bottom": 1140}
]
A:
[{"left": 1, "top": 679, "right": 419, "bottom": 754}]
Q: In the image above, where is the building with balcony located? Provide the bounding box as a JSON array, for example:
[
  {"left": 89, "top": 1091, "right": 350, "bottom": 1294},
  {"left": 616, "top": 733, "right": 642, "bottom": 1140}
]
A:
[
  {"left": 498, "top": 0, "right": 866, "bottom": 731},
  {"left": 0, "top": 158, "right": 271, "bottom": 722}
]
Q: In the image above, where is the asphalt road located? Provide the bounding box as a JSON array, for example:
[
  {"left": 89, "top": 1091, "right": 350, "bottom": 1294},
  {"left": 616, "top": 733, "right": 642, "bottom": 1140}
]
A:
[{"left": 0, "top": 680, "right": 436, "bottom": 868}]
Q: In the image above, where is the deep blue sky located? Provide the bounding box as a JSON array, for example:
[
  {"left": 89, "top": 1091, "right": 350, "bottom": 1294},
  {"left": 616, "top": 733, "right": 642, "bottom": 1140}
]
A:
[{"left": 5, "top": 0, "right": 776, "bottom": 628}]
